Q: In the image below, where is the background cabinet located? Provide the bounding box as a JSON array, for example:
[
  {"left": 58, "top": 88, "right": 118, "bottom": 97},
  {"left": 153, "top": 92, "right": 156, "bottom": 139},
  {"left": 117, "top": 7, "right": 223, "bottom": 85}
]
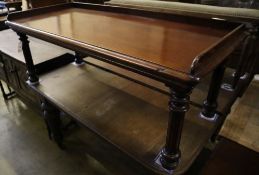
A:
[{"left": 0, "top": 52, "right": 41, "bottom": 110}]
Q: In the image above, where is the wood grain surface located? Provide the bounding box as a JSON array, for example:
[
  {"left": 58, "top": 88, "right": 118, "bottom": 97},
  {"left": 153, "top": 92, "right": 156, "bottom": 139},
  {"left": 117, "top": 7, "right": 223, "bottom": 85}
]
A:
[
  {"left": 31, "top": 61, "right": 217, "bottom": 174},
  {"left": 14, "top": 7, "right": 231, "bottom": 74}
]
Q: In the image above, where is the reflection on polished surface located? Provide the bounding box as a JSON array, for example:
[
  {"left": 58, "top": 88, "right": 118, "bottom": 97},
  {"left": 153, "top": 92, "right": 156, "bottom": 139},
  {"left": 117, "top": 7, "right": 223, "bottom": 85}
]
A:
[{"left": 15, "top": 8, "right": 231, "bottom": 73}]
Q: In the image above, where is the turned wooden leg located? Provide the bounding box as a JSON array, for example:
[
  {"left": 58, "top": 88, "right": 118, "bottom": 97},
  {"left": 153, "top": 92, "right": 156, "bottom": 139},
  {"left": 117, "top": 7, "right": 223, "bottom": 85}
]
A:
[
  {"left": 159, "top": 87, "right": 192, "bottom": 170},
  {"left": 222, "top": 28, "right": 256, "bottom": 91},
  {"left": 240, "top": 27, "right": 259, "bottom": 94},
  {"left": 17, "top": 33, "right": 39, "bottom": 85},
  {"left": 41, "top": 99, "right": 64, "bottom": 149},
  {"left": 200, "top": 64, "right": 225, "bottom": 121}
]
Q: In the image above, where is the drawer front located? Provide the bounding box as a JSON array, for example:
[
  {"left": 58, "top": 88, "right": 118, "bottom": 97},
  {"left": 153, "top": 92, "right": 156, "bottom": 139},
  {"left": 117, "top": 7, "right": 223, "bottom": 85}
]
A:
[
  {"left": 2, "top": 54, "right": 21, "bottom": 89},
  {"left": 2, "top": 53, "right": 41, "bottom": 107},
  {"left": 16, "top": 63, "right": 41, "bottom": 105}
]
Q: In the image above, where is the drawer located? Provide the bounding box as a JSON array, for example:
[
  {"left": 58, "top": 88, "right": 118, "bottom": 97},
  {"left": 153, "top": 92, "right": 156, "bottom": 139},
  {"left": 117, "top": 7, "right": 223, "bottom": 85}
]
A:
[
  {"left": 1, "top": 53, "right": 41, "bottom": 107},
  {"left": 15, "top": 63, "right": 41, "bottom": 105}
]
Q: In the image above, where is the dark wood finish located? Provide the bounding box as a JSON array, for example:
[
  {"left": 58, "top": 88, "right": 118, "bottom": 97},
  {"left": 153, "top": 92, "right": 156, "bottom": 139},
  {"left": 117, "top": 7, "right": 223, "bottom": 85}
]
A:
[
  {"left": 74, "top": 51, "right": 84, "bottom": 65},
  {"left": 30, "top": 63, "right": 217, "bottom": 174},
  {"left": 6, "top": 3, "right": 245, "bottom": 84},
  {"left": 83, "top": 58, "right": 251, "bottom": 118},
  {"left": 159, "top": 86, "right": 192, "bottom": 170},
  {"left": 0, "top": 50, "right": 41, "bottom": 108},
  {"left": 210, "top": 68, "right": 254, "bottom": 142},
  {"left": 222, "top": 26, "right": 257, "bottom": 92},
  {"left": 0, "top": 50, "right": 250, "bottom": 174},
  {"left": 230, "top": 32, "right": 252, "bottom": 90},
  {"left": 0, "top": 51, "right": 246, "bottom": 174},
  {"left": 41, "top": 98, "right": 64, "bottom": 148},
  {"left": 0, "top": 29, "right": 73, "bottom": 65},
  {"left": 17, "top": 32, "right": 39, "bottom": 84},
  {"left": 200, "top": 63, "right": 225, "bottom": 120},
  {"left": 0, "top": 29, "right": 75, "bottom": 110},
  {"left": 105, "top": 0, "right": 258, "bottom": 95},
  {"left": 5, "top": 3, "right": 247, "bottom": 173},
  {"left": 183, "top": 0, "right": 259, "bottom": 89},
  {"left": 0, "top": 49, "right": 75, "bottom": 109},
  {"left": 236, "top": 26, "right": 259, "bottom": 97},
  {"left": 105, "top": 0, "right": 258, "bottom": 100}
]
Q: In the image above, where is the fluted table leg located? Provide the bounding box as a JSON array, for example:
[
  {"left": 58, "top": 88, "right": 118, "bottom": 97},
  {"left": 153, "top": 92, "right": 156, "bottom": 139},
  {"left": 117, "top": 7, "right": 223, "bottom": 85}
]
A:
[{"left": 158, "top": 86, "right": 192, "bottom": 171}]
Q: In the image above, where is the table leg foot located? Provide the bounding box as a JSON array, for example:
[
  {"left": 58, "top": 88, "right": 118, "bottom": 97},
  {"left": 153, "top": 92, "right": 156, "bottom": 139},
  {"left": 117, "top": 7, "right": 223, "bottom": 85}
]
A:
[
  {"left": 73, "top": 52, "right": 85, "bottom": 66},
  {"left": 159, "top": 148, "right": 181, "bottom": 170}
]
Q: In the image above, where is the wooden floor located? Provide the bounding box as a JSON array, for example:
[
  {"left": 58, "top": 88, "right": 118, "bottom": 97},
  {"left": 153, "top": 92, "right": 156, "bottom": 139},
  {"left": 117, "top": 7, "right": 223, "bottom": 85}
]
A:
[{"left": 220, "top": 78, "right": 259, "bottom": 152}]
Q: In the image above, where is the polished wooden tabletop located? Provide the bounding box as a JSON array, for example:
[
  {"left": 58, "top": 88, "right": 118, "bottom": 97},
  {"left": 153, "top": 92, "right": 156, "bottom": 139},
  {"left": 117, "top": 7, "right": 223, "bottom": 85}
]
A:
[{"left": 14, "top": 7, "right": 232, "bottom": 74}]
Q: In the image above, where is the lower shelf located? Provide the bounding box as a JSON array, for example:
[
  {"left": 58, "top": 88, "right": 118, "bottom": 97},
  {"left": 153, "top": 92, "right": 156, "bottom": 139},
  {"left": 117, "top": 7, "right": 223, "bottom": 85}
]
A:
[{"left": 31, "top": 62, "right": 219, "bottom": 174}]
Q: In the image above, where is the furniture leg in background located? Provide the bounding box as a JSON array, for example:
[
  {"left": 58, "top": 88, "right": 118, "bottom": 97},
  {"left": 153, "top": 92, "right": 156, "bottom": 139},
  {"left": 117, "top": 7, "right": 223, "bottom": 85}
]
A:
[
  {"left": 222, "top": 25, "right": 258, "bottom": 93},
  {"left": 229, "top": 32, "right": 252, "bottom": 90},
  {"left": 200, "top": 63, "right": 226, "bottom": 121},
  {"left": 74, "top": 51, "right": 85, "bottom": 65},
  {"left": 237, "top": 25, "right": 259, "bottom": 97},
  {"left": 213, "top": 26, "right": 259, "bottom": 142},
  {"left": 0, "top": 80, "right": 15, "bottom": 100},
  {"left": 41, "top": 99, "right": 64, "bottom": 149}
]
